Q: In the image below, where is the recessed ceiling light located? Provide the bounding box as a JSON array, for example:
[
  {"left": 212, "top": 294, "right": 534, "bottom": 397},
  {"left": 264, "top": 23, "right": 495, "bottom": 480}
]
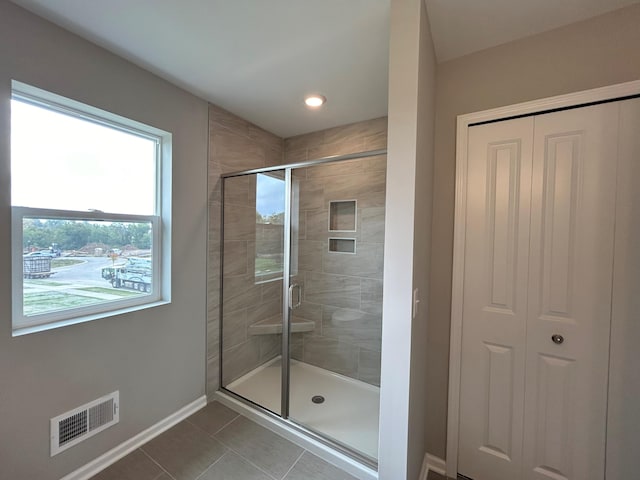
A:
[{"left": 304, "top": 94, "right": 326, "bottom": 108}]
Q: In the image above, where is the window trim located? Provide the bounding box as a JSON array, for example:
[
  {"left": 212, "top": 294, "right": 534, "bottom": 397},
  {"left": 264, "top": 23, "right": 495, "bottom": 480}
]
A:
[
  {"left": 10, "top": 81, "right": 172, "bottom": 336},
  {"left": 12, "top": 84, "right": 163, "bottom": 147}
]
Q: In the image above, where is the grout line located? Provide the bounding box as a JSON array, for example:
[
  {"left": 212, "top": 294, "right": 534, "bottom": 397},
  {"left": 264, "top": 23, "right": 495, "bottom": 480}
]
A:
[
  {"left": 215, "top": 442, "right": 280, "bottom": 480},
  {"left": 193, "top": 450, "right": 229, "bottom": 480},
  {"left": 189, "top": 415, "right": 278, "bottom": 480},
  {"left": 151, "top": 471, "right": 170, "bottom": 480},
  {"left": 280, "top": 449, "right": 306, "bottom": 480},
  {"left": 211, "top": 413, "right": 241, "bottom": 435},
  {"left": 139, "top": 448, "right": 177, "bottom": 480},
  {"left": 185, "top": 411, "right": 240, "bottom": 437}
]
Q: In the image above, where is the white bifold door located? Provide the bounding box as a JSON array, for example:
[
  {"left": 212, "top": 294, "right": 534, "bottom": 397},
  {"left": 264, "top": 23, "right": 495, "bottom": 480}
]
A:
[{"left": 458, "top": 102, "right": 622, "bottom": 480}]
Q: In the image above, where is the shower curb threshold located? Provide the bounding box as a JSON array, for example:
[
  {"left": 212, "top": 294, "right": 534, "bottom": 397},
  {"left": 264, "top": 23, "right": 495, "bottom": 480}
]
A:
[{"left": 213, "top": 390, "right": 378, "bottom": 480}]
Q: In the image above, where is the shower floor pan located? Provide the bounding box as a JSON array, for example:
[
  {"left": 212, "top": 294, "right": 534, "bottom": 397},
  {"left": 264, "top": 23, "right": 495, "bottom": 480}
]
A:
[{"left": 226, "top": 356, "right": 380, "bottom": 460}]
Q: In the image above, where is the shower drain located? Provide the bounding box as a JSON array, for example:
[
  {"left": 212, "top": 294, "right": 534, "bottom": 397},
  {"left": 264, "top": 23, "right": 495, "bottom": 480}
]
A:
[{"left": 311, "top": 395, "right": 325, "bottom": 404}]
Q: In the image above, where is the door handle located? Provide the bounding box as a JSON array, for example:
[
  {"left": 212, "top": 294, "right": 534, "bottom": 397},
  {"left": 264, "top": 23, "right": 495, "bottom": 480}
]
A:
[
  {"left": 551, "top": 334, "right": 564, "bottom": 345},
  {"left": 288, "top": 283, "right": 302, "bottom": 310}
]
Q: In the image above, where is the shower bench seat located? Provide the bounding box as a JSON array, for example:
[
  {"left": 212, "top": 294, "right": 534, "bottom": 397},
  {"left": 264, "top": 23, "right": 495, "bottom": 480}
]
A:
[{"left": 248, "top": 315, "right": 315, "bottom": 335}]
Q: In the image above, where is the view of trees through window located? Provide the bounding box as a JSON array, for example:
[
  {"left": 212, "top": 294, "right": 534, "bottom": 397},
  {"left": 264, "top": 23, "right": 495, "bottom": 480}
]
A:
[
  {"left": 23, "top": 219, "right": 152, "bottom": 252},
  {"left": 255, "top": 174, "right": 285, "bottom": 279}
]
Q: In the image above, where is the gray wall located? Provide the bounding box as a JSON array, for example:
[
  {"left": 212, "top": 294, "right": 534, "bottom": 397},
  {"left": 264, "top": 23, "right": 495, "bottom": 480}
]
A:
[
  {"left": 379, "top": 0, "right": 436, "bottom": 478},
  {"left": 427, "top": 2, "right": 640, "bottom": 460},
  {"left": 408, "top": 0, "right": 436, "bottom": 477},
  {"left": 0, "top": 3, "right": 208, "bottom": 479}
]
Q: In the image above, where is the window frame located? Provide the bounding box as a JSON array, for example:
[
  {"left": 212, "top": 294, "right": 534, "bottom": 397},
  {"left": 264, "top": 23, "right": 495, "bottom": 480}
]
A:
[{"left": 10, "top": 81, "right": 171, "bottom": 336}]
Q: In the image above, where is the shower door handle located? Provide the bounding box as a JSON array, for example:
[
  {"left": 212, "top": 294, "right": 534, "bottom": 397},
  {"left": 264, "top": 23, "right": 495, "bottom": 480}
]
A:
[{"left": 288, "top": 284, "right": 302, "bottom": 310}]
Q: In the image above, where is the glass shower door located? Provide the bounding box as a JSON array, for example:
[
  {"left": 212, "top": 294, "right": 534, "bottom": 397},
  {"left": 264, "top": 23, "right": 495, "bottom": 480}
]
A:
[
  {"left": 286, "top": 158, "right": 384, "bottom": 462},
  {"left": 220, "top": 170, "right": 288, "bottom": 416}
]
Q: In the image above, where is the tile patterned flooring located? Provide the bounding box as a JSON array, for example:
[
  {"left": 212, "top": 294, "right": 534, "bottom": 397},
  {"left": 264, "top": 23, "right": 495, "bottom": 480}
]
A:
[
  {"left": 91, "top": 400, "right": 448, "bottom": 480},
  {"left": 92, "top": 401, "right": 358, "bottom": 480}
]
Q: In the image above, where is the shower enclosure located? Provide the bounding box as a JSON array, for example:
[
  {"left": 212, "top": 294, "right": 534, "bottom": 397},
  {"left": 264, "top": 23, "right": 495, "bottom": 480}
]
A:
[{"left": 219, "top": 149, "right": 386, "bottom": 465}]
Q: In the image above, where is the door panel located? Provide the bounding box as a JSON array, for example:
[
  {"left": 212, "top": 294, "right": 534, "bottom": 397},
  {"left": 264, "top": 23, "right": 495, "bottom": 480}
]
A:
[
  {"left": 459, "top": 117, "right": 534, "bottom": 480},
  {"left": 529, "top": 354, "right": 575, "bottom": 479},
  {"left": 481, "top": 343, "right": 515, "bottom": 460},
  {"left": 523, "top": 104, "right": 618, "bottom": 480}
]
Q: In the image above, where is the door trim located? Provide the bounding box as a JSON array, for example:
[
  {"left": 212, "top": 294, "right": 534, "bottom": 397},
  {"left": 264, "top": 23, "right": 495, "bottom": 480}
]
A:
[{"left": 446, "top": 79, "right": 640, "bottom": 479}]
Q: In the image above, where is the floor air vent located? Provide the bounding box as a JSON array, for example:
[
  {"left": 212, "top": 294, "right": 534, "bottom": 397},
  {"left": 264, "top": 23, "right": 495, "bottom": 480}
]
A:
[{"left": 51, "top": 391, "right": 119, "bottom": 456}]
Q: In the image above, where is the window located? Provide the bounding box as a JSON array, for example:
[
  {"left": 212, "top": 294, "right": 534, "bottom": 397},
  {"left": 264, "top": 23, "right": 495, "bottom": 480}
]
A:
[
  {"left": 10, "top": 81, "right": 171, "bottom": 335},
  {"left": 254, "top": 173, "right": 285, "bottom": 281}
]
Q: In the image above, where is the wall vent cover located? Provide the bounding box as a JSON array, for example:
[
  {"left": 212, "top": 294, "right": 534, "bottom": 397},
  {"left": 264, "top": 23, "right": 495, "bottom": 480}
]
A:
[{"left": 50, "top": 391, "right": 119, "bottom": 456}]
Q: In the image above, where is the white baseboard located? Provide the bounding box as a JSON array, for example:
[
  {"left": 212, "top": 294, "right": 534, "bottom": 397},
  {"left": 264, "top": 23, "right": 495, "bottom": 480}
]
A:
[
  {"left": 60, "top": 395, "right": 207, "bottom": 480},
  {"left": 420, "top": 453, "right": 447, "bottom": 479},
  {"left": 427, "top": 453, "right": 447, "bottom": 476},
  {"left": 419, "top": 454, "right": 430, "bottom": 480}
]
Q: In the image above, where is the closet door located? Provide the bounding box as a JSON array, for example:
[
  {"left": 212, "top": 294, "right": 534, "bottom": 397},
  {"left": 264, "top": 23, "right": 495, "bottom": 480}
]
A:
[
  {"left": 458, "top": 117, "right": 534, "bottom": 480},
  {"left": 607, "top": 98, "right": 640, "bottom": 480},
  {"left": 459, "top": 102, "right": 620, "bottom": 480},
  {"left": 522, "top": 103, "right": 618, "bottom": 480}
]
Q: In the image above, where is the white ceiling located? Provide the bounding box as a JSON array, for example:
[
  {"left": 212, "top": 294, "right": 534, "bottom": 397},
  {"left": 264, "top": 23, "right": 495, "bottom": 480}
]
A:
[
  {"left": 10, "top": 0, "right": 390, "bottom": 138},
  {"left": 10, "top": 0, "right": 640, "bottom": 138},
  {"left": 426, "top": 0, "right": 640, "bottom": 62}
]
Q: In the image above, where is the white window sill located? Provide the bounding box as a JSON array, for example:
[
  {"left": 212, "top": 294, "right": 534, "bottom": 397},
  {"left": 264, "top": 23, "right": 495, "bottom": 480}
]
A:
[{"left": 12, "top": 299, "right": 171, "bottom": 337}]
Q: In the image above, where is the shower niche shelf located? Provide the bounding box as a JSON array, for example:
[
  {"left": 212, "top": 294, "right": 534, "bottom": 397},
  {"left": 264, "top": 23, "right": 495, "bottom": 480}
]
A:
[
  {"left": 328, "top": 237, "right": 356, "bottom": 254},
  {"left": 248, "top": 315, "right": 315, "bottom": 336},
  {"left": 329, "top": 200, "right": 356, "bottom": 232}
]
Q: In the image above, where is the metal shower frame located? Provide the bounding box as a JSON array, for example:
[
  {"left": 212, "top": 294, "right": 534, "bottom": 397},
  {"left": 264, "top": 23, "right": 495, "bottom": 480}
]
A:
[{"left": 217, "top": 148, "right": 387, "bottom": 468}]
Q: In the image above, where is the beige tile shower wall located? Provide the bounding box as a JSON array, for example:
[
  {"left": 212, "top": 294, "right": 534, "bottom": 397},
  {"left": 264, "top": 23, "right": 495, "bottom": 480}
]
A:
[
  {"left": 220, "top": 175, "right": 284, "bottom": 386},
  {"left": 285, "top": 117, "right": 388, "bottom": 386},
  {"left": 284, "top": 117, "right": 388, "bottom": 164},
  {"left": 207, "top": 105, "right": 284, "bottom": 395}
]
